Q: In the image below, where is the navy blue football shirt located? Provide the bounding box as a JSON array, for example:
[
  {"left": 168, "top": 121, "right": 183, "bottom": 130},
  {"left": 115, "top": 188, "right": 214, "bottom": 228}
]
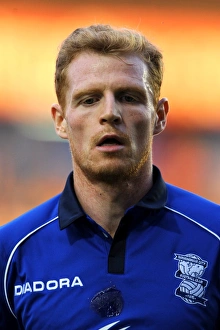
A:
[{"left": 0, "top": 167, "right": 220, "bottom": 329}]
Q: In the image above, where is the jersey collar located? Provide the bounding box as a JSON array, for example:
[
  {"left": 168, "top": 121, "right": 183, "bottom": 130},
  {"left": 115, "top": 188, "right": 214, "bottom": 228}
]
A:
[{"left": 59, "top": 165, "right": 167, "bottom": 230}]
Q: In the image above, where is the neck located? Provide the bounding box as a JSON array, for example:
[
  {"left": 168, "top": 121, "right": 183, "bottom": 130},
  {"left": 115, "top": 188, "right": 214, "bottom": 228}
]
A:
[{"left": 73, "top": 165, "right": 153, "bottom": 237}]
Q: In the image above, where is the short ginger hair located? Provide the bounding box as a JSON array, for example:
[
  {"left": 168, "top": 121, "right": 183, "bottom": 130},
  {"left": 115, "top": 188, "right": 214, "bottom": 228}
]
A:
[{"left": 55, "top": 24, "right": 164, "bottom": 109}]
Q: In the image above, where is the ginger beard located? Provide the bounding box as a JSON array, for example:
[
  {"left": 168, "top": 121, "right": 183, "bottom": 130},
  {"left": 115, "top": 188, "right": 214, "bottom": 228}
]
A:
[{"left": 66, "top": 123, "right": 154, "bottom": 185}]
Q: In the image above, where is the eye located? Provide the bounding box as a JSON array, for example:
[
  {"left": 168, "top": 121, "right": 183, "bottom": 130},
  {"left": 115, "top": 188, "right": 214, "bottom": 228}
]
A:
[
  {"left": 120, "top": 94, "right": 138, "bottom": 103},
  {"left": 82, "top": 96, "right": 100, "bottom": 106}
]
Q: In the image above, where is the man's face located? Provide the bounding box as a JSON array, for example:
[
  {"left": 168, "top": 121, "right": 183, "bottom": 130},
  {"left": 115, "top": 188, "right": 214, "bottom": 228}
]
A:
[{"left": 54, "top": 51, "right": 166, "bottom": 183}]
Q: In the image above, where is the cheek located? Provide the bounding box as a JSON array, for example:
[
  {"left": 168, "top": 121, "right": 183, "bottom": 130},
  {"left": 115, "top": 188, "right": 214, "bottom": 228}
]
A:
[
  {"left": 130, "top": 120, "right": 155, "bottom": 152},
  {"left": 66, "top": 118, "right": 82, "bottom": 146},
  {"left": 128, "top": 111, "right": 154, "bottom": 135},
  {"left": 66, "top": 111, "right": 83, "bottom": 132},
  {"left": 67, "top": 115, "right": 93, "bottom": 147}
]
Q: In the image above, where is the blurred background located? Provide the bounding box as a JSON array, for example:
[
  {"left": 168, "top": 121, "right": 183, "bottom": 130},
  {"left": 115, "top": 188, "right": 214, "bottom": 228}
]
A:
[{"left": 1, "top": 0, "right": 220, "bottom": 225}]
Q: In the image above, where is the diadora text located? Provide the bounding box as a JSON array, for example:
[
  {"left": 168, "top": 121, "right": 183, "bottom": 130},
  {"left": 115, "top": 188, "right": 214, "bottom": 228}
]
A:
[{"left": 14, "top": 276, "right": 83, "bottom": 296}]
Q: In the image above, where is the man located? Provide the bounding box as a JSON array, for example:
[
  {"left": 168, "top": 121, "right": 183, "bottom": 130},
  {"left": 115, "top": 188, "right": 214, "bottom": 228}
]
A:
[{"left": 0, "top": 24, "right": 219, "bottom": 329}]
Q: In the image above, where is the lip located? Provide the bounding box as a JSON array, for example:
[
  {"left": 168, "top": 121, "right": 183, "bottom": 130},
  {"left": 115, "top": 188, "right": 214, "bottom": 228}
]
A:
[
  {"left": 97, "top": 134, "right": 123, "bottom": 146},
  {"left": 96, "top": 134, "right": 125, "bottom": 152}
]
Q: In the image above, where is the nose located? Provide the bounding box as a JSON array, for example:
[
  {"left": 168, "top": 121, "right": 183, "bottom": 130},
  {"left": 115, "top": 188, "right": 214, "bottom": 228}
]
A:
[{"left": 99, "top": 94, "right": 122, "bottom": 125}]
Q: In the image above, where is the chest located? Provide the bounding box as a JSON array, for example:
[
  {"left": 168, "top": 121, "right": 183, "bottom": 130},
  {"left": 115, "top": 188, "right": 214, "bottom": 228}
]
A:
[{"left": 8, "top": 221, "right": 220, "bottom": 330}]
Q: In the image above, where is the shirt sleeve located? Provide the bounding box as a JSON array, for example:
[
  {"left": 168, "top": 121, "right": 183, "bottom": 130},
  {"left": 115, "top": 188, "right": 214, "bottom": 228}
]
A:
[{"left": 0, "top": 237, "right": 19, "bottom": 329}]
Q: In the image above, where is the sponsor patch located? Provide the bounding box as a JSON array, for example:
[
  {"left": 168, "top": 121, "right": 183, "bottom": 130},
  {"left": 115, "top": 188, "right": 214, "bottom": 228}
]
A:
[{"left": 14, "top": 276, "right": 83, "bottom": 296}]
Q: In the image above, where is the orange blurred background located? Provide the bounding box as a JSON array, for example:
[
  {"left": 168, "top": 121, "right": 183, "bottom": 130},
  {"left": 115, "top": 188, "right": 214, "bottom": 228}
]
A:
[{"left": 0, "top": 0, "right": 220, "bottom": 224}]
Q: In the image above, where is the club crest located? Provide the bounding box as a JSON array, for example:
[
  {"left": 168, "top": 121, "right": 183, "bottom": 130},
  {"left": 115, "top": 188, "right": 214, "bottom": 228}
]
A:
[{"left": 174, "top": 253, "right": 208, "bottom": 306}]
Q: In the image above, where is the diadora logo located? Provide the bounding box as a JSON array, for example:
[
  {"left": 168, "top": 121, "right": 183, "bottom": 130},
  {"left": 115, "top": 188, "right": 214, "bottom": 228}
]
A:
[
  {"left": 99, "top": 321, "right": 130, "bottom": 330},
  {"left": 14, "top": 276, "right": 83, "bottom": 296},
  {"left": 174, "top": 253, "right": 208, "bottom": 306}
]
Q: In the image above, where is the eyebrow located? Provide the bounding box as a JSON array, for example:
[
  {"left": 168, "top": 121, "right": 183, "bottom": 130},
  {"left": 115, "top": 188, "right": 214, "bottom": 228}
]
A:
[
  {"left": 118, "top": 86, "right": 147, "bottom": 96},
  {"left": 72, "top": 89, "right": 100, "bottom": 99},
  {"left": 73, "top": 84, "right": 148, "bottom": 97}
]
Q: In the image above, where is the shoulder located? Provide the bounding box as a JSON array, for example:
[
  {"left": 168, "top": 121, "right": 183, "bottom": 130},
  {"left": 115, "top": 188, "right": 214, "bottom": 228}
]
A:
[
  {"left": 0, "top": 194, "right": 60, "bottom": 254},
  {"left": 166, "top": 183, "right": 219, "bottom": 214},
  {"left": 165, "top": 183, "right": 220, "bottom": 237}
]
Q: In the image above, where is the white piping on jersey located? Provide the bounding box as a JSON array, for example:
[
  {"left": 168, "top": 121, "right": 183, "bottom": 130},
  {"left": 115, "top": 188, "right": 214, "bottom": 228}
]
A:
[
  {"left": 99, "top": 321, "right": 130, "bottom": 330},
  {"left": 4, "top": 216, "right": 59, "bottom": 318},
  {"left": 164, "top": 206, "right": 220, "bottom": 241}
]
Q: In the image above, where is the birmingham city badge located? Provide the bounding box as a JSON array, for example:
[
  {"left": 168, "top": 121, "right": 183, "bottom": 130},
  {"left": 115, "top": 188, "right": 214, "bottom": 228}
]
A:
[{"left": 174, "top": 253, "right": 208, "bottom": 306}]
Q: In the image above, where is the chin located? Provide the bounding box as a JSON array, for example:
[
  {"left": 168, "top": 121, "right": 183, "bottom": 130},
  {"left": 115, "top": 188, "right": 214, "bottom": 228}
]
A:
[{"left": 82, "top": 162, "right": 141, "bottom": 184}]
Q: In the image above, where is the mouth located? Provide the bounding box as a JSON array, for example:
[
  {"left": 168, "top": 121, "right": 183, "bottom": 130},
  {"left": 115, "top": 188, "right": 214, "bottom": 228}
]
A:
[
  {"left": 97, "top": 135, "right": 123, "bottom": 147},
  {"left": 96, "top": 134, "right": 125, "bottom": 152},
  {"left": 98, "top": 138, "right": 122, "bottom": 147}
]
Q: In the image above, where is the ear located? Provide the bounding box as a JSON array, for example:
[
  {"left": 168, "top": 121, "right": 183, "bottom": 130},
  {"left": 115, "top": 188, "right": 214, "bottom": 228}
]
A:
[
  {"left": 153, "top": 97, "right": 169, "bottom": 136},
  {"left": 51, "top": 103, "right": 68, "bottom": 139}
]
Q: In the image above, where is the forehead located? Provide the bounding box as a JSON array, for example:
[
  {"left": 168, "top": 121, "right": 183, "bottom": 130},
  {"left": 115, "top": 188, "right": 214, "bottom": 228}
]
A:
[{"left": 65, "top": 51, "right": 149, "bottom": 90}]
